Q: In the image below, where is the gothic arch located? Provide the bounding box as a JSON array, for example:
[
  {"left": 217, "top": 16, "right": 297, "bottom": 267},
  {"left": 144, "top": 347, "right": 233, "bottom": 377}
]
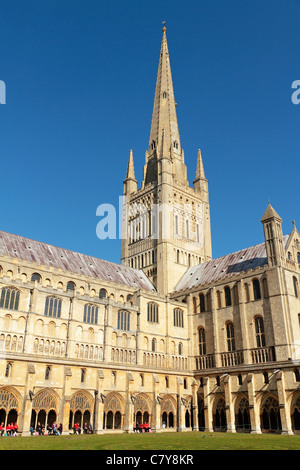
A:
[
  {"left": 213, "top": 395, "right": 227, "bottom": 431},
  {"left": 234, "top": 393, "right": 251, "bottom": 432},
  {"left": 161, "top": 394, "right": 176, "bottom": 429},
  {"left": 69, "top": 390, "right": 94, "bottom": 430},
  {"left": 290, "top": 392, "right": 300, "bottom": 433},
  {"left": 260, "top": 393, "right": 282, "bottom": 433},
  {"left": 70, "top": 390, "right": 93, "bottom": 413},
  {"left": 30, "top": 388, "right": 60, "bottom": 430},
  {"left": 0, "top": 386, "right": 22, "bottom": 426},
  {"left": 31, "top": 388, "right": 59, "bottom": 413},
  {"left": 103, "top": 392, "right": 125, "bottom": 430},
  {"left": 134, "top": 393, "right": 153, "bottom": 425},
  {"left": 182, "top": 394, "right": 193, "bottom": 428}
]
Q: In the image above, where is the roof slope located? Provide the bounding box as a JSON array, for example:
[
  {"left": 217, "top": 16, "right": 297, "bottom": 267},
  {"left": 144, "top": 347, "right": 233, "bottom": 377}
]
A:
[
  {"left": 0, "top": 230, "right": 155, "bottom": 292},
  {"left": 174, "top": 242, "right": 268, "bottom": 293}
]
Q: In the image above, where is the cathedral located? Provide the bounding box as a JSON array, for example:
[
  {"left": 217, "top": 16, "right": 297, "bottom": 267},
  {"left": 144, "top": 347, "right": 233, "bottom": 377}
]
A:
[{"left": 1, "top": 26, "right": 300, "bottom": 436}]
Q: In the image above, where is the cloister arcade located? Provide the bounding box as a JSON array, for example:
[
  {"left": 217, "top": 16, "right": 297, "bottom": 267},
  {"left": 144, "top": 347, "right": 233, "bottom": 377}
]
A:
[{"left": 1, "top": 386, "right": 300, "bottom": 434}]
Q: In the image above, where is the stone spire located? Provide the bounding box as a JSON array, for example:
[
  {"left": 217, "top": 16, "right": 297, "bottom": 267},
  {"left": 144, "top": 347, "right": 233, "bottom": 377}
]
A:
[
  {"left": 142, "top": 26, "right": 188, "bottom": 187},
  {"left": 148, "top": 26, "right": 181, "bottom": 157}
]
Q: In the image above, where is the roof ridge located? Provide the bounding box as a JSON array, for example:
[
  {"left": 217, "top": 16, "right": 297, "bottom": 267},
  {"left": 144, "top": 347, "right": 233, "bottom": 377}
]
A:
[{"left": 0, "top": 229, "right": 140, "bottom": 273}]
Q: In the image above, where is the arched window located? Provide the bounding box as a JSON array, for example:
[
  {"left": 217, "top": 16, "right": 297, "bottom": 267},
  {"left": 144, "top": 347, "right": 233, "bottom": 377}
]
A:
[
  {"left": 31, "top": 273, "right": 41, "bottom": 283},
  {"left": 0, "top": 287, "right": 20, "bottom": 311},
  {"left": 151, "top": 338, "right": 156, "bottom": 352},
  {"left": 253, "top": 279, "right": 261, "bottom": 300},
  {"left": 99, "top": 288, "right": 107, "bottom": 299},
  {"left": 173, "top": 308, "right": 184, "bottom": 328},
  {"left": 147, "top": 302, "right": 159, "bottom": 323},
  {"left": 45, "top": 365, "right": 51, "bottom": 380},
  {"left": 298, "top": 252, "right": 300, "bottom": 264},
  {"left": 224, "top": 286, "right": 232, "bottom": 307},
  {"left": 198, "top": 328, "right": 206, "bottom": 355},
  {"left": 293, "top": 276, "right": 299, "bottom": 298},
  {"left": 199, "top": 293, "right": 205, "bottom": 312},
  {"left": 254, "top": 316, "right": 266, "bottom": 348},
  {"left": 44, "top": 297, "right": 62, "bottom": 318},
  {"left": 83, "top": 304, "right": 98, "bottom": 324},
  {"left": 117, "top": 310, "right": 130, "bottom": 331},
  {"left": 67, "top": 281, "right": 76, "bottom": 292},
  {"left": 178, "top": 343, "right": 183, "bottom": 355},
  {"left": 226, "top": 322, "right": 235, "bottom": 352}
]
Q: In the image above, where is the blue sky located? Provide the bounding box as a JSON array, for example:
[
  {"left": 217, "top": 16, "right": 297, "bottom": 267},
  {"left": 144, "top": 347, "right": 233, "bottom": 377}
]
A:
[{"left": 0, "top": 0, "right": 299, "bottom": 264}]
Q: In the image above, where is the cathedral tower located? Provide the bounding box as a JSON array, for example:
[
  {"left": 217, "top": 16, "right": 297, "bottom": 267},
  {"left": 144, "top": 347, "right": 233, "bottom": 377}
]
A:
[{"left": 121, "top": 26, "right": 212, "bottom": 294}]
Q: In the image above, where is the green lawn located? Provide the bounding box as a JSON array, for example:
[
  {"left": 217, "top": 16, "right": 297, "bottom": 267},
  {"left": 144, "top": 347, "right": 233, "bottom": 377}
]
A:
[{"left": 0, "top": 431, "right": 300, "bottom": 450}]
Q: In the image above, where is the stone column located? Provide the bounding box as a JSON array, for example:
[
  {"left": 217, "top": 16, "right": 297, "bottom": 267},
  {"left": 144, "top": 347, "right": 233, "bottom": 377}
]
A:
[
  {"left": 124, "top": 372, "right": 134, "bottom": 433},
  {"left": 276, "top": 370, "right": 293, "bottom": 434},
  {"left": 247, "top": 373, "right": 261, "bottom": 434},
  {"left": 94, "top": 369, "right": 105, "bottom": 434},
  {"left": 152, "top": 373, "right": 161, "bottom": 432},
  {"left": 203, "top": 377, "right": 214, "bottom": 432},
  {"left": 224, "top": 375, "right": 236, "bottom": 433},
  {"left": 19, "top": 363, "right": 36, "bottom": 436}
]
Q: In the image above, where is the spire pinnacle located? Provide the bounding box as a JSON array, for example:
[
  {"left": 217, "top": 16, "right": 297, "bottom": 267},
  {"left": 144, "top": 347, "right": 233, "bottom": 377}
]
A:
[
  {"left": 194, "top": 148, "right": 206, "bottom": 181},
  {"left": 125, "top": 149, "right": 136, "bottom": 181}
]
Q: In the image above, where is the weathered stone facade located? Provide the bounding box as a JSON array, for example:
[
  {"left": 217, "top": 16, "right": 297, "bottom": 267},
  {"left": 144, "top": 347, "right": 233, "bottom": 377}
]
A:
[{"left": 1, "top": 27, "right": 300, "bottom": 436}]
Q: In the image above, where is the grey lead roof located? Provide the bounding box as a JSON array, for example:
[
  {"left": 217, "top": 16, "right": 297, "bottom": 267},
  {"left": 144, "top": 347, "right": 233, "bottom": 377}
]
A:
[
  {"left": 174, "top": 235, "right": 289, "bottom": 293},
  {"left": 0, "top": 230, "right": 155, "bottom": 292}
]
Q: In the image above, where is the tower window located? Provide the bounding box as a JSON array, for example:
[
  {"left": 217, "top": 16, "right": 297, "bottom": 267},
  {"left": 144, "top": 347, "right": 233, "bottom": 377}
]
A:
[
  {"left": 255, "top": 316, "right": 266, "bottom": 348},
  {"left": 226, "top": 321, "right": 235, "bottom": 352},
  {"left": 253, "top": 279, "right": 261, "bottom": 300},
  {"left": 294, "top": 276, "right": 299, "bottom": 298},
  {"left": 163, "top": 92, "right": 167, "bottom": 98},
  {"left": 224, "top": 286, "right": 232, "bottom": 307},
  {"left": 198, "top": 328, "right": 206, "bottom": 356},
  {"left": 199, "top": 293, "right": 205, "bottom": 313}
]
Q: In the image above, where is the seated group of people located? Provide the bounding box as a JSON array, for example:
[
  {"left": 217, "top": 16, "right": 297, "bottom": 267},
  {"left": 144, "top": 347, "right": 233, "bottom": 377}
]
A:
[
  {"left": 72, "top": 422, "right": 93, "bottom": 434},
  {"left": 133, "top": 422, "right": 152, "bottom": 433},
  {"left": 0, "top": 422, "right": 18, "bottom": 436},
  {"left": 30, "top": 421, "right": 63, "bottom": 436}
]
